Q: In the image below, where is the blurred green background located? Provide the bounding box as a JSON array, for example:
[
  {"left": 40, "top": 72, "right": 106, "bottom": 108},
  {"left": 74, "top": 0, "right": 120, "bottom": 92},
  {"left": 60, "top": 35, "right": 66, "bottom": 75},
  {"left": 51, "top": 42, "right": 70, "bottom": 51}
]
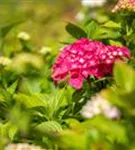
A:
[{"left": 0, "top": 0, "right": 80, "bottom": 50}]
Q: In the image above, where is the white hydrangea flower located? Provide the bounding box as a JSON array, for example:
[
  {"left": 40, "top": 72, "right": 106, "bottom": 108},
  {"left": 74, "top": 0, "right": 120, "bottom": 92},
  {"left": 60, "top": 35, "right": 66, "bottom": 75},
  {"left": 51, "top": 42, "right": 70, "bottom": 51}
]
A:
[
  {"left": 5, "top": 143, "right": 44, "bottom": 150},
  {"left": 75, "top": 12, "right": 85, "bottom": 21},
  {"left": 39, "top": 46, "right": 51, "bottom": 55},
  {"left": 81, "top": 0, "right": 106, "bottom": 7},
  {"left": 17, "top": 31, "right": 30, "bottom": 41},
  {"left": 0, "top": 57, "right": 12, "bottom": 66},
  {"left": 81, "top": 93, "right": 121, "bottom": 119}
]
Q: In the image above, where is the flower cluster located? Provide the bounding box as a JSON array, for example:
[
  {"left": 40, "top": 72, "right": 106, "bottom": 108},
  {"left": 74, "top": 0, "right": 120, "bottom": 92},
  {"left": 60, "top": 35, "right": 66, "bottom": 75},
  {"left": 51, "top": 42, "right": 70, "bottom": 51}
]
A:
[
  {"left": 81, "top": 94, "right": 121, "bottom": 119},
  {"left": 6, "top": 143, "right": 43, "bottom": 150},
  {"left": 18, "top": 31, "right": 30, "bottom": 41},
  {"left": 81, "top": 0, "right": 106, "bottom": 7},
  {"left": 112, "top": 0, "right": 135, "bottom": 12},
  {"left": 52, "top": 38, "right": 130, "bottom": 89}
]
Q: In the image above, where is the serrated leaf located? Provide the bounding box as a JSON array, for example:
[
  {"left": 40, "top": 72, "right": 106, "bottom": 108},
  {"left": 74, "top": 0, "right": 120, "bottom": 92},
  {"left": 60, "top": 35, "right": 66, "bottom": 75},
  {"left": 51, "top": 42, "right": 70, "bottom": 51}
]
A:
[
  {"left": 103, "top": 21, "right": 121, "bottom": 28},
  {"left": 109, "top": 40, "right": 122, "bottom": 46},
  {"left": 0, "top": 88, "right": 11, "bottom": 102},
  {"left": 14, "top": 93, "right": 48, "bottom": 108},
  {"left": 98, "top": 28, "right": 121, "bottom": 39},
  {"left": 19, "top": 78, "right": 41, "bottom": 94},
  {"left": 85, "top": 21, "right": 99, "bottom": 39},
  {"left": 66, "top": 23, "right": 87, "bottom": 39},
  {"left": 0, "top": 122, "right": 11, "bottom": 137},
  {"left": 48, "top": 89, "right": 67, "bottom": 118},
  {"left": 8, "top": 125, "right": 18, "bottom": 140},
  {"left": 85, "top": 21, "right": 121, "bottom": 40},
  {"left": 36, "top": 121, "right": 62, "bottom": 133},
  {"left": 51, "top": 89, "right": 66, "bottom": 111},
  {"left": 7, "top": 80, "right": 18, "bottom": 95},
  {"left": 0, "top": 94, "right": 5, "bottom": 102}
]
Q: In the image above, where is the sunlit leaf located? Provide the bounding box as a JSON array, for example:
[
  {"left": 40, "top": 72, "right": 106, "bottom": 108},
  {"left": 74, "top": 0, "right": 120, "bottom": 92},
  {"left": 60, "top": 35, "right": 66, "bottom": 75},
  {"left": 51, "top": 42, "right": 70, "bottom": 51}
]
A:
[
  {"left": 83, "top": 116, "right": 128, "bottom": 144},
  {"left": 7, "top": 80, "right": 19, "bottom": 95},
  {"left": 102, "top": 21, "right": 121, "bottom": 28},
  {"left": 8, "top": 125, "right": 18, "bottom": 140},
  {"left": 36, "top": 121, "right": 62, "bottom": 133},
  {"left": 14, "top": 93, "right": 48, "bottom": 108},
  {"left": 85, "top": 21, "right": 99, "bottom": 39},
  {"left": 113, "top": 62, "right": 135, "bottom": 93},
  {"left": 0, "top": 20, "right": 24, "bottom": 38}
]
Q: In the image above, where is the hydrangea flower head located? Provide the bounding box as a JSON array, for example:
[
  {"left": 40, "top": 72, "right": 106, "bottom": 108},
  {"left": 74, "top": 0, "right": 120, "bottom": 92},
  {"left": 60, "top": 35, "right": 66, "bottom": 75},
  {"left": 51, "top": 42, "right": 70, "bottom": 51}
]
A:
[
  {"left": 52, "top": 38, "right": 130, "bottom": 89},
  {"left": 81, "top": 0, "right": 106, "bottom": 7},
  {"left": 81, "top": 93, "right": 121, "bottom": 119},
  {"left": 112, "top": 0, "right": 135, "bottom": 12}
]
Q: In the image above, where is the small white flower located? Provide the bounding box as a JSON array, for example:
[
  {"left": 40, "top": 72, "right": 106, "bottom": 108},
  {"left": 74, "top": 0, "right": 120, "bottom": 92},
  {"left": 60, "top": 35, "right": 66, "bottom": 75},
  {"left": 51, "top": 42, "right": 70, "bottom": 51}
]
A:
[
  {"left": 17, "top": 31, "right": 30, "bottom": 41},
  {"left": 75, "top": 12, "right": 85, "bottom": 21},
  {"left": 5, "top": 143, "right": 44, "bottom": 150},
  {"left": 81, "top": 93, "right": 121, "bottom": 119},
  {"left": 81, "top": 0, "right": 106, "bottom": 7},
  {"left": 39, "top": 46, "right": 51, "bottom": 55}
]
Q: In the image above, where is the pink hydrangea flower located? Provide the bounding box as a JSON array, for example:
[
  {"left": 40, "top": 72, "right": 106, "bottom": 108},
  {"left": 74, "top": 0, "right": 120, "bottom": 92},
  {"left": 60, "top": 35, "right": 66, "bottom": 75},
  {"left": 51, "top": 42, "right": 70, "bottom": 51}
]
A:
[
  {"left": 52, "top": 38, "right": 130, "bottom": 89},
  {"left": 112, "top": 0, "right": 135, "bottom": 12}
]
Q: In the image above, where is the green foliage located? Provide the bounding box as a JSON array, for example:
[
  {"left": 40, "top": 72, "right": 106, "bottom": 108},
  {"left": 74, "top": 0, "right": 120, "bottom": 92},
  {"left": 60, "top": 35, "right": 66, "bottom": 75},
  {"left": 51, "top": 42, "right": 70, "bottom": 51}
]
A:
[
  {"left": 66, "top": 23, "right": 87, "bottom": 39},
  {"left": 114, "top": 62, "right": 135, "bottom": 93},
  {"left": 36, "top": 121, "right": 62, "bottom": 133},
  {"left": 102, "top": 21, "right": 121, "bottom": 29},
  {"left": 66, "top": 20, "right": 121, "bottom": 40},
  {"left": 0, "top": 20, "right": 23, "bottom": 39},
  {"left": 14, "top": 93, "right": 48, "bottom": 108},
  {"left": 7, "top": 80, "right": 18, "bottom": 95},
  {"left": 103, "top": 62, "right": 135, "bottom": 111}
]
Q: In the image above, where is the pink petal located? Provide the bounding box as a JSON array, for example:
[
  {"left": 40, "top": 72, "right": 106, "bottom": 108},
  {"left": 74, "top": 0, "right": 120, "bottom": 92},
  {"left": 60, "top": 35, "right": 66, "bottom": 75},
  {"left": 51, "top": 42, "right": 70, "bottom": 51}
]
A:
[{"left": 68, "top": 75, "right": 83, "bottom": 89}]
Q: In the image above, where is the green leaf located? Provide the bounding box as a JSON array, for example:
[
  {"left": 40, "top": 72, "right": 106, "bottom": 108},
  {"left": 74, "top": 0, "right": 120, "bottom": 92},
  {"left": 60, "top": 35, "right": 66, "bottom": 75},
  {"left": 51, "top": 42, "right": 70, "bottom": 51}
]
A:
[
  {"left": 98, "top": 28, "right": 121, "bottom": 39},
  {"left": 66, "top": 23, "right": 87, "bottom": 39},
  {"left": 7, "top": 80, "right": 19, "bottom": 95},
  {"left": 14, "top": 93, "right": 48, "bottom": 108},
  {"left": 57, "top": 130, "right": 87, "bottom": 150},
  {"left": 36, "top": 121, "right": 62, "bottom": 133},
  {"left": 0, "top": 122, "right": 18, "bottom": 141},
  {"left": 51, "top": 89, "right": 67, "bottom": 111},
  {"left": 8, "top": 125, "right": 18, "bottom": 140},
  {"left": 19, "top": 78, "right": 41, "bottom": 94},
  {"left": 113, "top": 62, "right": 135, "bottom": 93},
  {"left": 85, "top": 21, "right": 120, "bottom": 40},
  {"left": 102, "top": 21, "right": 121, "bottom": 28},
  {"left": 0, "top": 20, "right": 24, "bottom": 38},
  {"left": 102, "top": 88, "right": 127, "bottom": 108},
  {"left": 83, "top": 116, "right": 128, "bottom": 144},
  {"left": 48, "top": 89, "right": 68, "bottom": 118},
  {"left": 109, "top": 40, "right": 123, "bottom": 46},
  {"left": 72, "top": 89, "right": 84, "bottom": 102},
  {"left": 85, "top": 21, "right": 99, "bottom": 39},
  {"left": 0, "top": 122, "right": 11, "bottom": 137},
  {"left": 64, "top": 118, "right": 81, "bottom": 129},
  {"left": 0, "top": 88, "right": 11, "bottom": 103}
]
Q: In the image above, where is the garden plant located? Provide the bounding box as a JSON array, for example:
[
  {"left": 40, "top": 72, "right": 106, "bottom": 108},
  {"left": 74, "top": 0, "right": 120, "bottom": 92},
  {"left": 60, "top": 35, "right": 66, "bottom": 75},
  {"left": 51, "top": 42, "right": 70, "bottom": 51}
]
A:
[{"left": 1, "top": 0, "right": 135, "bottom": 149}]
